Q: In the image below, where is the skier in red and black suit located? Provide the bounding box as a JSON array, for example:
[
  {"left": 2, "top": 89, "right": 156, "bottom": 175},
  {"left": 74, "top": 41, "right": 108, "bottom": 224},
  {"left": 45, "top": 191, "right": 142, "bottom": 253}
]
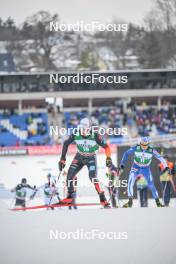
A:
[{"left": 58, "top": 118, "right": 112, "bottom": 208}]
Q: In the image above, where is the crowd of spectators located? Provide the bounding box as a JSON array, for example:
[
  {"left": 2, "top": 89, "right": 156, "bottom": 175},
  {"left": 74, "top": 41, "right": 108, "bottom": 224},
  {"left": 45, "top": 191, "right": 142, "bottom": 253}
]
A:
[
  {"left": 63, "top": 101, "right": 176, "bottom": 138},
  {"left": 135, "top": 104, "right": 176, "bottom": 136}
]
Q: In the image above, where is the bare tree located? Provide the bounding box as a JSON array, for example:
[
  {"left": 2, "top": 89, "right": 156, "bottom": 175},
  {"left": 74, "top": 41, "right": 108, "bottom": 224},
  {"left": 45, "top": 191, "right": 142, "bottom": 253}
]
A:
[
  {"left": 7, "top": 11, "right": 63, "bottom": 71},
  {"left": 142, "top": 0, "right": 176, "bottom": 68},
  {"left": 23, "top": 11, "right": 62, "bottom": 71},
  {"left": 155, "top": 0, "right": 176, "bottom": 30}
]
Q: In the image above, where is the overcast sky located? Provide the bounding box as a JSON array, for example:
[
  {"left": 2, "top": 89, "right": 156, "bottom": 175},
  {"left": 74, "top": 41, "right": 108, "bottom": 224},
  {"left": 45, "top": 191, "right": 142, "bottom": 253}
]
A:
[{"left": 0, "top": 0, "right": 153, "bottom": 26}]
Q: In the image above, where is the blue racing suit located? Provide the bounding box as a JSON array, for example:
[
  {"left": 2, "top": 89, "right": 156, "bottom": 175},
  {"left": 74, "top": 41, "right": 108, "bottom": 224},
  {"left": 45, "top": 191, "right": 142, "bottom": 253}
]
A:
[{"left": 120, "top": 145, "right": 167, "bottom": 199}]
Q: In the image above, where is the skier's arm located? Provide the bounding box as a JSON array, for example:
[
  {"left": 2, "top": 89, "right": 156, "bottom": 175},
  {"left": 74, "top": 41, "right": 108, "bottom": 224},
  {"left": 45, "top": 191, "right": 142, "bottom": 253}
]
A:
[
  {"left": 59, "top": 134, "right": 74, "bottom": 171},
  {"left": 26, "top": 184, "right": 36, "bottom": 190},
  {"left": 120, "top": 146, "right": 136, "bottom": 168},
  {"left": 61, "top": 134, "right": 74, "bottom": 160},
  {"left": 153, "top": 149, "right": 168, "bottom": 170},
  {"left": 171, "top": 164, "right": 175, "bottom": 175},
  {"left": 24, "top": 184, "right": 37, "bottom": 199},
  {"left": 95, "top": 133, "right": 111, "bottom": 156},
  {"left": 95, "top": 133, "right": 112, "bottom": 167}
]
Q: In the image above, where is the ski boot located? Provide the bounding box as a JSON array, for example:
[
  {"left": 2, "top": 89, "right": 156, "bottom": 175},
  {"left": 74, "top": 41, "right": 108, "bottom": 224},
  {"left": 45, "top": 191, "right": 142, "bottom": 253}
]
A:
[
  {"left": 155, "top": 198, "right": 164, "bottom": 207},
  {"left": 123, "top": 198, "right": 133, "bottom": 208},
  {"left": 99, "top": 192, "right": 111, "bottom": 208},
  {"left": 59, "top": 193, "right": 74, "bottom": 204}
]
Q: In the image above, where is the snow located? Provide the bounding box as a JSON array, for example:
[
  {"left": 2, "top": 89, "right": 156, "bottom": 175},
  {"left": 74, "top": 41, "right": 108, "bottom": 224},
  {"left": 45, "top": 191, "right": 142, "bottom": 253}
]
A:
[
  {"left": 1, "top": 155, "right": 176, "bottom": 264},
  {"left": 0, "top": 203, "right": 176, "bottom": 264}
]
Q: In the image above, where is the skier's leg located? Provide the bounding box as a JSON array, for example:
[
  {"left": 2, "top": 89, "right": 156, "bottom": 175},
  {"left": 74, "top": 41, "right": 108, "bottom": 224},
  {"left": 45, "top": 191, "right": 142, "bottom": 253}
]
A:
[
  {"left": 123, "top": 167, "right": 138, "bottom": 208},
  {"left": 44, "top": 197, "right": 53, "bottom": 210},
  {"left": 144, "top": 168, "right": 164, "bottom": 207},
  {"left": 144, "top": 168, "right": 159, "bottom": 199},
  {"left": 87, "top": 155, "right": 102, "bottom": 193},
  {"left": 66, "top": 154, "right": 83, "bottom": 194},
  {"left": 69, "top": 192, "right": 77, "bottom": 210},
  {"left": 15, "top": 198, "right": 25, "bottom": 208},
  {"left": 73, "top": 197, "right": 77, "bottom": 210},
  {"left": 60, "top": 154, "right": 83, "bottom": 203},
  {"left": 72, "top": 191, "right": 77, "bottom": 209},
  {"left": 127, "top": 168, "right": 137, "bottom": 198}
]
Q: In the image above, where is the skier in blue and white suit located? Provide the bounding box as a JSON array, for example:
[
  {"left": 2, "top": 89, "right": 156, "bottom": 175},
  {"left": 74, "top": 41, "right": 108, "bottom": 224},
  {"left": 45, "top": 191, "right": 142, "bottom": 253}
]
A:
[{"left": 119, "top": 137, "right": 169, "bottom": 207}]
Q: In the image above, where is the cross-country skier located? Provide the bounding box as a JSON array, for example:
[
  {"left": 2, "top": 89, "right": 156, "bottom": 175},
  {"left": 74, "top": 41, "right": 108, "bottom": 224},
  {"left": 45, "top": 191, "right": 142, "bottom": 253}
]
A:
[
  {"left": 118, "top": 137, "right": 169, "bottom": 207},
  {"left": 11, "top": 178, "right": 36, "bottom": 208},
  {"left": 31, "top": 173, "right": 60, "bottom": 209},
  {"left": 58, "top": 118, "right": 112, "bottom": 208},
  {"left": 158, "top": 156, "right": 176, "bottom": 206},
  {"left": 43, "top": 173, "right": 60, "bottom": 208}
]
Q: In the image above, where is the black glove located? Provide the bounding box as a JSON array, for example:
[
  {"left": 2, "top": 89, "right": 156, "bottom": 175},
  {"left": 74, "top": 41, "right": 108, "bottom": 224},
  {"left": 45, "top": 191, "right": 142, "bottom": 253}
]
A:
[
  {"left": 106, "top": 157, "right": 112, "bottom": 167},
  {"left": 161, "top": 167, "right": 170, "bottom": 174},
  {"left": 59, "top": 159, "right": 66, "bottom": 171},
  {"left": 119, "top": 164, "right": 124, "bottom": 170}
]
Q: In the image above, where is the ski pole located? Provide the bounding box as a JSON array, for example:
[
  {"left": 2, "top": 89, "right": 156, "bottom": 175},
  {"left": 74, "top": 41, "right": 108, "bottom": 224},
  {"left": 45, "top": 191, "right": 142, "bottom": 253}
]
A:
[
  {"left": 9, "top": 197, "right": 15, "bottom": 210},
  {"left": 162, "top": 181, "right": 168, "bottom": 206},
  {"left": 48, "top": 171, "right": 63, "bottom": 207},
  {"left": 57, "top": 170, "right": 62, "bottom": 183}
]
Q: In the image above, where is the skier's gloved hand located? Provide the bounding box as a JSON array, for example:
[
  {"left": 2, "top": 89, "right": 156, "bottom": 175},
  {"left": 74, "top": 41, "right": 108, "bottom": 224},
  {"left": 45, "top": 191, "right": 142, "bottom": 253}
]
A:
[
  {"left": 120, "top": 164, "right": 124, "bottom": 170},
  {"left": 59, "top": 159, "right": 66, "bottom": 171},
  {"left": 106, "top": 157, "right": 112, "bottom": 167}
]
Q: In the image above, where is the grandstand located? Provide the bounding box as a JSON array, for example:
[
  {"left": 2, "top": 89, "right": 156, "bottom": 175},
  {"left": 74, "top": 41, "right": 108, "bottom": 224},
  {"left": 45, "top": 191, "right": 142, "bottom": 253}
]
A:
[{"left": 0, "top": 110, "right": 52, "bottom": 146}]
